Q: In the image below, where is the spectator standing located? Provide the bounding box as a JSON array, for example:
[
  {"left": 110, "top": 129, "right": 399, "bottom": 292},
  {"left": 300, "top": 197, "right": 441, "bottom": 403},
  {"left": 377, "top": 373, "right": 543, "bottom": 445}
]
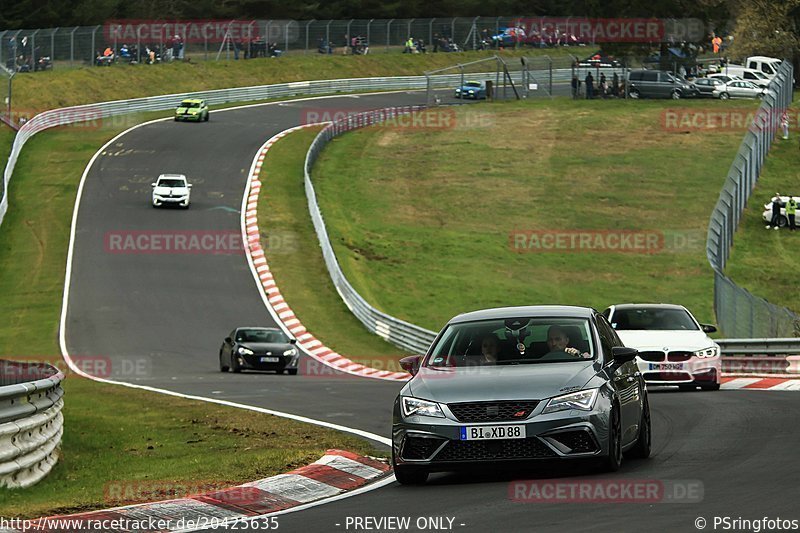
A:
[
  {"left": 767, "top": 193, "right": 782, "bottom": 230},
  {"left": 787, "top": 197, "right": 798, "bottom": 231},
  {"left": 585, "top": 71, "right": 594, "bottom": 99},
  {"left": 612, "top": 72, "right": 619, "bottom": 97},
  {"left": 571, "top": 75, "right": 579, "bottom": 99}
]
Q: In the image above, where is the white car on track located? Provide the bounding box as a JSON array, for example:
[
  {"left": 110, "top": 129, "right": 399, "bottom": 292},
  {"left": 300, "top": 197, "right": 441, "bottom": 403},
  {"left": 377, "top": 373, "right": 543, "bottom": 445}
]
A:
[
  {"left": 602, "top": 303, "right": 721, "bottom": 391},
  {"left": 151, "top": 174, "right": 192, "bottom": 208}
]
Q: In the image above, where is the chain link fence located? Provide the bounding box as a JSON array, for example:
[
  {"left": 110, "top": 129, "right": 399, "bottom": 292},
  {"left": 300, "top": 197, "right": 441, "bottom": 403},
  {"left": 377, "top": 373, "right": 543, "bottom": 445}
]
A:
[{"left": 706, "top": 59, "right": 800, "bottom": 337}]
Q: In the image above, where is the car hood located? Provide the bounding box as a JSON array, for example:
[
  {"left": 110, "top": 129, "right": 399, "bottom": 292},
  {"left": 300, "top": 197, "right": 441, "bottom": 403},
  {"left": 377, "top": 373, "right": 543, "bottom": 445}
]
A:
[
  {"left": 238, "top": 342, "right": 293, "bottom": 354},
  {"left": 154, "top": 186, "right": 189, "bottom": 195},
  {"left": 176, "top": 108, "right": 198, "bottom": 114},
  {"left": 407, "top": 360, "right": 600, "bottom": 403},
  {"left": 616, "top": 330, "right": 716, "bottom": 350}
]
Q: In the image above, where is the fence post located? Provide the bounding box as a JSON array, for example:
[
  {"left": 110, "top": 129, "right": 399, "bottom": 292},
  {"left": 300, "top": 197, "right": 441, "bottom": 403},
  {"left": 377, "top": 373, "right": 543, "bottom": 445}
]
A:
[
  {"left": 429, "top": 19, "right": 434, "bottom": 46},
  {"left": 305, "top": 20, "right": 314, "bottom": 53},
  {"left": 367, "top": 19, "right": 373, "bottom": 50},
  {"left": 326, "top": 20, "right": 332, "bottom": 51},
  {"left": 407, "top": 19, "right": 414, "bottom": 41},
  {"left": 31, "top": 30, "right": 39, "bottom": 69},
  {"left": 91, "top": 26, "right": 99, "bottom": 64},
  {"left": 387, "top": 19, "right": 394, "bottom": 52},
  {"left": 285, "top": 21, "right": 291, "bottom": 53},
  {"left": 70, "top": 27, "right": 77, "bottom": 66},
  {"left": 0, "top": 31, "right": 4, "bottom": 67}
]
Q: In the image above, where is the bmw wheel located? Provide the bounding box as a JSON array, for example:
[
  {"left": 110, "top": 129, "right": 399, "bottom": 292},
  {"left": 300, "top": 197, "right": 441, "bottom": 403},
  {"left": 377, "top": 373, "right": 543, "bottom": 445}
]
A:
[
  {"left": 231, "top": 355, "right": 242, "bottom": 373},
  {"left": 719, "top": 92, "right": 730, "bottom": 100},
  {"left": 629, "top": 89, "right": 640, "bottom": 99},
  {"left": 220, "top": 351, "right": 229, "bottom": 372},
  {"left": 671, "top": 90, "right": 681, "bottom": 100}
]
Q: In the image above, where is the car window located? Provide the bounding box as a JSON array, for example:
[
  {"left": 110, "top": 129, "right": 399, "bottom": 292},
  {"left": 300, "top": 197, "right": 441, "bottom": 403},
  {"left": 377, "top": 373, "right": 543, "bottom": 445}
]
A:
[
  {"left": 157, "top": 178, "right": 186, "bottom": 187},
  {"left": 237, "top": 329, "right": 289, "bottom": 343},
  {"left": 426, "top": 317, "right": 595, "bottom": 366},
  {"left": 609, "top": 307, "right": 699, "bottom": 331},
  {"left": 629, "top": 71, "right": 643, "bottom": 81},
  {"left": 465, "top": 82, "right": 482, "bottom": 87},
  {"left": 595, "top": 318, "right": 616, "bottom": 357},
  {"left": 642, "top": 72, "right": 658, "bottom": 82},
  {"left": 179, "top": 102, "right": 201, "bottom": 108}
]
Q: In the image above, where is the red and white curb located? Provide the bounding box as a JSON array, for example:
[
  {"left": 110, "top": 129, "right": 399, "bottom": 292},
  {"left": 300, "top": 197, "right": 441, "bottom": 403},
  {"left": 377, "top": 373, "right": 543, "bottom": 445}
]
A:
[
  {"left": 14, "top": 450, "right": 390, "bottom": 533},
  {"left": 721, "top": 376, "right": 800, "bottom": 390},
  {"left": 242, "top": 125, "right": 411, "bottom": 382}
]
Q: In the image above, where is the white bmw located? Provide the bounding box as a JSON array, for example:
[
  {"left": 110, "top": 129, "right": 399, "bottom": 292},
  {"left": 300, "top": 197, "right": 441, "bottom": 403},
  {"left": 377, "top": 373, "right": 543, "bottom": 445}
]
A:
[
  {"left": 151, "top": 174, "right": 192, "bottom": 208},
  {"left": 602, "top": 304, "right": 721, "bottom": 391}
]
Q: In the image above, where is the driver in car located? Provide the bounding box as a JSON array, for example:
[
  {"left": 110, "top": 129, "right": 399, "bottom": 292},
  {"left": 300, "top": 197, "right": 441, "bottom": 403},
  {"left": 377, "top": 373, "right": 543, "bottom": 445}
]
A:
[{"left": 546, "top": 325, "right": 588, "bottom": 358}]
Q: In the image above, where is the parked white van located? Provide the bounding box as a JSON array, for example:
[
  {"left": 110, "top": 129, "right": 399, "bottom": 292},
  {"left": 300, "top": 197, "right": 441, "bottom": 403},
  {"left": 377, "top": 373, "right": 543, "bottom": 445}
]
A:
[
  {"left": 718, "top": 65, "right": 771, "bottom": 87},
  {"left": 745, "top": 56, "right": 782, "bottom": 78}
]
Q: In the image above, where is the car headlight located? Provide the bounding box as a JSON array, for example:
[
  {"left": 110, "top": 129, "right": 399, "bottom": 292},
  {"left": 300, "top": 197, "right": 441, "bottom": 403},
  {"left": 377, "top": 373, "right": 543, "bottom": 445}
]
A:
[
  {"left": 237, "top": 346, "right": 254, "bottom": 355},
  {"left": 401, "top": 397, "right": 445, "bottom": 418},
  {"left": 694, "top": 346, "right": 720, "bottom": 358},
  {"left": 543, "top": 389, "right": 598, "bottom": 414},
  {"left": 283, "top": 348, "right": 297, "bottom": 356}
]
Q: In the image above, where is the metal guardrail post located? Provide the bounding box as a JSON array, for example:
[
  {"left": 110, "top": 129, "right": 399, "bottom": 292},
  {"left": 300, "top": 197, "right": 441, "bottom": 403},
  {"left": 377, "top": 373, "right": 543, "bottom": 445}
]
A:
[{"left": 386, "top": 19, "right": 394, "bottom": 52}]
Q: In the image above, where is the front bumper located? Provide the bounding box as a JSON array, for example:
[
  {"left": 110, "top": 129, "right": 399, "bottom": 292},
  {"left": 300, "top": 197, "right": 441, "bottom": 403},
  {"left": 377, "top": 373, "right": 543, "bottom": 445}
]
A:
[
  {"left": 175, "top": 113, "right": 202, "bottom": 121},
  {"left": 392, "top": 396, "right": 612, "bottom": 470},
  {"left": 152, "top": 195, "right": 190, "bottom": 206},
  {"left": 637, "top": 356, "right": 721, "bottom": 385},
  {"left": 234, "top": 353, "right": 300, "bottom": 372}
]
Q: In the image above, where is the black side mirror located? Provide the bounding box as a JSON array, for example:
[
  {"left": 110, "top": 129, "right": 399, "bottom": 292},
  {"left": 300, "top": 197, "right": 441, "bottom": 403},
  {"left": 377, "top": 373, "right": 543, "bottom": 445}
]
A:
[
  {"left": 224, "top": 337, "right": 232, "bottom": 344},
  {"left": 289, "top": 339, "right": 297, "bottom": 345},
  {"left": 701, "top": 324, "right": 717, "bottom": 334},
  {"left": 399, "top": 355, "right": 422, "bottom": 376},
  {"left": 611, "top": 346, "right": 638, "bottom": 364}
]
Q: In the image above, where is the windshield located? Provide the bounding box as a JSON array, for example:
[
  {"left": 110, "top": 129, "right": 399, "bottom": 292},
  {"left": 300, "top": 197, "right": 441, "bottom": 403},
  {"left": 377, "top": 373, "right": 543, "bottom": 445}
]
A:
[
  {"left": 157, "top": 178, "right": 186, "bottom": 187},
  {"left": 179, "top": 102, "right": 201, "bottom": 108},
  {"left": 236, "top": 329, "right": 289, "bottom": 343},
  {"left": 426, "top": 317, "right": 595, "bottom": 367},
  {"left": 610, "top": 307, "right": 699, "bottom": 331},
  {"left": 464, "top": 82, "right": 482, "bottom": 87}
]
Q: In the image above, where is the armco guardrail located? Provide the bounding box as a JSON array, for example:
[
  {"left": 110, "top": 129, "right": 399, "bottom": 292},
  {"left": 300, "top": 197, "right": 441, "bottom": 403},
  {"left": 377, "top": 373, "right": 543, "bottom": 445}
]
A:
[
  {"left": 706, "top": 60, "right": 799, "bottom": 338},
  {"left": 304, "top": 108, "right": 440, "bottom": 354},
  {"left": 0, "top": 360, "right": 64, "bottom": 489},
  {"left": 717, "top": 338, "right": 800, "bottom": 355}
]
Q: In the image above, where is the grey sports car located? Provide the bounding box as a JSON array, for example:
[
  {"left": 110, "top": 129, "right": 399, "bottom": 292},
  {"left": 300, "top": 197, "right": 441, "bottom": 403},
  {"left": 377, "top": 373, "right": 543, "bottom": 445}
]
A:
[{"left": 392, "top": 306, "right": 651, "bottom": 484}]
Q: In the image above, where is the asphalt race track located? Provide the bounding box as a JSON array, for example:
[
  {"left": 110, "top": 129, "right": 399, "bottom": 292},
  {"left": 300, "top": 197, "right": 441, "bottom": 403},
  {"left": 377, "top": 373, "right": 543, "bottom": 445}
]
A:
[{"left": 63, "top": 91, "right": 799, "bottom": 532}]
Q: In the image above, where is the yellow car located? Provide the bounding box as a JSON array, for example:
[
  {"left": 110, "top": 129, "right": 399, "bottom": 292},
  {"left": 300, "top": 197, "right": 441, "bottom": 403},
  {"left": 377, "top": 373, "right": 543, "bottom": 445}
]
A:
[{"left": 174, "top": 99, "right": 209, "bottom": 122}]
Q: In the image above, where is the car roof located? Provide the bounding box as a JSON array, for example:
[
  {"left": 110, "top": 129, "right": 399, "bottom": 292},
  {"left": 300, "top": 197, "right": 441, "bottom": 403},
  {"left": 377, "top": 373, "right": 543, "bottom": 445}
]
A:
[
  {"left": 748, "top": 56, "right": 780, "bottom": 62},
  {"left": 157, "top": 173, "right": 186, "bottom": 179},
  {"left": 236, "top": 326, "right": 284, "bottom": 332},
  {"left": 449, "top": 305, "right": 596, "bottom": 324},
  {"left": 180, "top": 99, "right": 204, "bottom": 103}
]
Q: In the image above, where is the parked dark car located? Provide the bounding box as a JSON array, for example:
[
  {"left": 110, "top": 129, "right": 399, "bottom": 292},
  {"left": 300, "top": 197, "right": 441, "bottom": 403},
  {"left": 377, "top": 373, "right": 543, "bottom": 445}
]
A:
[
  {"left": 692, "top": 77, "right": 729, "bottom": 99},
  {"left": 219, "top": 327, "right": 299, "bottom": 374},
  {"left": 628, "top": 70, "right": 699, "bottom": 99},
  {"left": 391, "top": 305, "right": 651, "bottom": 484}
]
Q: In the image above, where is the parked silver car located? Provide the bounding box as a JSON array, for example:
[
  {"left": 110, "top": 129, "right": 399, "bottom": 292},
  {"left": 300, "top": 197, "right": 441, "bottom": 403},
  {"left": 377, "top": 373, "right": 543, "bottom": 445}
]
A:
[{"left": 391, "top": 306, "right": 651, "bottom": 484}]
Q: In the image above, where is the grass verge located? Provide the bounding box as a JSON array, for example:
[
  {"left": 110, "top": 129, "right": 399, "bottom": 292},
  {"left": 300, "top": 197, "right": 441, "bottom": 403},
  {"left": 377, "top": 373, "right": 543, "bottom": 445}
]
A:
[
  {"left": 725, "top": 134, "right": 800, "bottom": 311},
  {"left": 255, "top": 128, "right": 408, "bottom": 367},
  {"left": 15, "top": 49, "right": 540, "bottom": 113},
  {"left": 0, "top": 116, "right": 381, "bottom": 518},
  {"left": 312, "top": 97, "right": 759, "bottom": 332}
]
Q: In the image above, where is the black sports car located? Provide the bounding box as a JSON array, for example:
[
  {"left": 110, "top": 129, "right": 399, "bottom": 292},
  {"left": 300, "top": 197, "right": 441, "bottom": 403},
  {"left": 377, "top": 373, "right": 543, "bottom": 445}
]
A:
[{"left": 219, "top": 327, "right": 299, "bottom": 374}]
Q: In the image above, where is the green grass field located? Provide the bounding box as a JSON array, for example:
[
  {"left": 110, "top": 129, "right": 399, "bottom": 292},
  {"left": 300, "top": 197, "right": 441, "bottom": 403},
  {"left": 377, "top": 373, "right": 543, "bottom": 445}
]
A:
[
  {"left": 312, "top": 97, "right": 760, "bottom": 332},
  {"left": 725, "top": 134, "right": 800, "bottom": 312},
  {"left": 11, "top": 49, "right": 541, "bottom": 113},
  {"left": 255, "top": 128, "right": 408, "bottom": 367},
  {"left": 0, "top": 118, "right": 381, "bottom": 518}
]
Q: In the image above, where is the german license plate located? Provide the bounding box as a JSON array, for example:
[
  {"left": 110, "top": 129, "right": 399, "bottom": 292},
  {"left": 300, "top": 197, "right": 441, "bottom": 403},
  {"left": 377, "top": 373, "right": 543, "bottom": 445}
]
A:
[
  {"left": 261, "top": 356, "right": 280, "bottom": 363},
  {"left": 649, "top": 363, "right": 684, "bottom": 371},
  {"left": 460, "top": 424, "right": 526, "bottom": 441}
]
